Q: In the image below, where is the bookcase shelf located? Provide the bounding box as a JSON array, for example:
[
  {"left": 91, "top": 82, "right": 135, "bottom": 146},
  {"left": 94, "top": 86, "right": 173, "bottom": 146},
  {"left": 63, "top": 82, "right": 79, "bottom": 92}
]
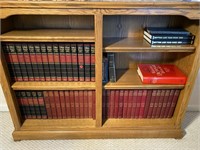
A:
[
  {"left": 104, "top": 38, "right": 195, "bottom": 53},
  {"left": 0, "top": 29, "right": 95, "bottom": 42},
  {"left": 104, "top": 68, "right": 185, "bottom": 90},
  {"left": 12, "top": 82, "right": 96, "bottom": 90}
]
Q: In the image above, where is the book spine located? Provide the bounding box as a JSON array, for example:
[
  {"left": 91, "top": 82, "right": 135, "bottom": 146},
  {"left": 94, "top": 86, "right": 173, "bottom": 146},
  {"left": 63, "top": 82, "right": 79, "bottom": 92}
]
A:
[
  {"left": 135, "top": 90, "right": 142, "bottom": 118},
  {"left": 46, "top": 43, "right": 56, "bottom": 81},
  {"left": 92, "top": 90, "right": 96, "bottom": 120},
  {"left": 164, "top": 89, "right": 175, "bottom": 118},
  {"left": 102, "top": 90, "right": 106, "bottom": 120},
  {"left": 113, "top": 90, "right": 119, "bottom": 118},
  {"left": 83, "top": 90, "right": 89, "bottom": 118},
  {"left": 159, "top": 90, "right": 170, "bottom": 118},
  {"left": 127, "top": 90, "right": 133, "bottom": 118},
  {"left": 123, "top": 90, "right": 129, "bottom": 118},
  {"left": 20, "top": 91, "right": 32, "bottom": 119},
  {"left": 90, "top": 43, "right": 95, "bottom": 82},
  {"left": 26, "top": 91, "right": 37, "bottom": 119},
  {"left": 48, "top": 91, "right": 57, "bottom": 119},
  {"left": 88, "top": 90, "right": 93, "bottom": 118},
  {"left": 155, "top": 89, "right": 165, "bottom": 118},
  {"left": 59, "top": 91, "right": 66, "bottom": 119},
  {"left": 69, "top": 91, "right": 75, "bottom": 118},
  {"left": 131, "top": 90, "right": 138, "bottom": 118},
  {"left": 151, "top": 90, "right": 161, "bottom": 118},
  {"left": 65, "top": 43, "right": 73, "bottom": 81},
  {"left": 84, "top": 43, "right": 91, "bottom": 81},
  {"left": 77, "top": 43, "right": 85, "bottom": 81},
  {"left": 64, "top": 91, "right": 71, "bottom": 118},
  {"left": 74, "top": 90, "right": 80, "bottom": 118},
  {"left": 139, "top": 90, "right": 147, "bottom": 118},
  {"left": 71, "top": 43, "right": 79, "bottom": 81},
  {"left": 37, "top": 91, "right": 47, "bottom": 119},
  {"left": 53, "top": 43, "right": 62, "bottom": 81},
  {"left": 118, "top": 90, "right": 124, "bottom": 118},
  {"left": 103, "top": 57, "right": 109, "bottom": 83},
  {"left": 15, "top": 92, "right": 26, "bottom": 119},
  {"left": 145, "top": 28, "right": 191, "bottom": 35},
  {"left": 31, "top": 91, "right": 41, "bottom": 119},
  {"left": 143, "top": 90, "right": 153, "bottom": 118},
  {"left": 59, "top": 43, "right": 68, "bottom": 81},
  {"left": 147, "top": 90, "right": 157, "bottom": 118},
  {"left": 43, "top": 91, "right": 52, "bottom": 119},
  {"left": 108, "top": 53, "right": 116, "bottom": 82},
  {"left": 79, "top": 91, "right": 84, "bottom": 118},
  {"left": 106, "top": 90, "right": 110, "bottom": 119},
  {"left": 54, "top": 91, "right": 62, "bottom": 119},
  {"left": 109, "top": 90, "right": 115, "bottom": 118}
]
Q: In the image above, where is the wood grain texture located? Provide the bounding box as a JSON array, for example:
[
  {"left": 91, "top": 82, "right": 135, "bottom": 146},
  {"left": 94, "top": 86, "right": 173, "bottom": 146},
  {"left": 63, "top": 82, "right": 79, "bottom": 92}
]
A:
[
  {"left": 12, "top": 82, "right": 96, "bottom": 90},
  {"left": 0, "top": 29, "right": 95, "bottom": 42}
]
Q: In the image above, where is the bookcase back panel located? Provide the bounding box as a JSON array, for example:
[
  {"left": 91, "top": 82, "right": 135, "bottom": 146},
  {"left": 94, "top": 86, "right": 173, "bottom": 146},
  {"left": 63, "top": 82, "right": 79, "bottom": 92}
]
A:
[
  {"left": 2, "top": 15, "right": 94, "bottom": 30},
  {"left": 103, "top": 15, "right": 196, "bottom": 38}
]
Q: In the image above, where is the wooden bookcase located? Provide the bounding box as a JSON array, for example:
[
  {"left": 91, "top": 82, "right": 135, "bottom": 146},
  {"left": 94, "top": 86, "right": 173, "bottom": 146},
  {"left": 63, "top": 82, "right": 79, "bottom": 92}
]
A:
[{"left": 0, "top": 1, "right": 200, "bottom": 140}]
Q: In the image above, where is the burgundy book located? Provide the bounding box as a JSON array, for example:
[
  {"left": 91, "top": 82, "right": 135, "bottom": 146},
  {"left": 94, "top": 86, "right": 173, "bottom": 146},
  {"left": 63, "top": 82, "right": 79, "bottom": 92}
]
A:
[
  {"left": 48, "top": 91, "right": 57, "bottom": 119},
  {"left": 113, "top": 90, "right": 119, "bottom": 118},
  {"left": 59, "top": 91, "right": 67, "bottom": 119},
  {"left": 88, "top": 90, "right": 93, "bottom": 118},
  {"left": 43, "top": 91, "right": 52, "bottom": 119},
  {"left": 54, "top": 91, "right": 62, "bottom": 119},
  {"left": 53, "top": 43, "right": 62, "bottom": 81},
  {"left": 123, "top": 90, "right": 129, "bottom": 118},
  {"left": 164, "top": 89, "right": 175, "bottom": 118},
  {"left": 102, "top": 90, "right": 106, "bottom": 119},
  {"left": 74, "top": 90, "right": 80, "bottom": 118},
  {"left": 59, "top": 43, "right": 68, "bottom": 81},
  {"left": 37, "top": 91, "right": 47, "bottom": 119},
  {"left": 155, "top": 90, "right": 165, "bottom": 118},
  {"left": 109, "top": 90, "right": 115, "bottom": 118},
  {"left": 90, "top": 43, "right": 95, "bottom": 81},
  {"left": 135, "top": 90, "right": 143, "bottom": 118},
  {"left": 26, "top": 91, "right": 36, "bottom": 119},
  {"left": 106, "top": 90, "right": 110, "bottom": 118},
  {"left": 147, "top": 90, "right": 157, "bottom": 118},
  {"left": 16, "top": 92, "right": 26, "bottom": 119},
  {"left": 151, "top": 90, "right": 161, "bottom": 118},
  {"left": 71, "top": 43, "right": 79, "bottom": 81},
  {"left": 77, "top": 43, "right": 85, "bottom": 81},
  {"left": 65, "top": 43, "right": 73, "bottom": 81},
  {"left": 139, "top": 90, "right": 147, "bottom": 118},
  {"left": 84, "top": 43, "right": 91, "bottom": 81},
  {"left": 83, "top": 90, "right": 89, "bottom": 118},
  {"left": 127, "top": 90, "right": 133, "bottom": 118},
  {"left": 31, "top": 91, "right": 41, "bottom": 119},
  {"left": 64, "top": 91, "right": 71, "bottom": 118},
  {"left": 159, "top": 90, "right": 170, "bottom": 118},
  {"left": 143, "top": 90, "right": 153, "bottom": 118},
  {"left": 118, "top": 90, "right": 124, "bottom": 118},
  {"left": 167, "top": 89, "right": 180, "bottom": 118},
  {"left": 69, "top": 91, "right": 75, "bottom": 118},
  {"left": 131, "top": 90, "right": 138, "bottom": 118},
  {"left": 79, "top": 91, "right": 84, "bottom": 118},
  {"left": 20, "top": 91, "right": 31, "bottom": 119},
  {"left": 92, "top": 90, "right": 96, "bottom": 119}
]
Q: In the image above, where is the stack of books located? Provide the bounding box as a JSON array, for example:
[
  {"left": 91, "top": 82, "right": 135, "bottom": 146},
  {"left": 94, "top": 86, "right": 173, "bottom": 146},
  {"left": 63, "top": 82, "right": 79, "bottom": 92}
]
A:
[{"left": 143, "top": 27, "right": 195, "bottom": 45}]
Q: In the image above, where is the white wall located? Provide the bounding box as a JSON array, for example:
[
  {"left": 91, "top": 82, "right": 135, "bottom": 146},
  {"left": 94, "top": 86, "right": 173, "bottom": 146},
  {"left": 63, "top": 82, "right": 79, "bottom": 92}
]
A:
[{"left": 0, "top": 69, "right": 200, "bottom": 112}]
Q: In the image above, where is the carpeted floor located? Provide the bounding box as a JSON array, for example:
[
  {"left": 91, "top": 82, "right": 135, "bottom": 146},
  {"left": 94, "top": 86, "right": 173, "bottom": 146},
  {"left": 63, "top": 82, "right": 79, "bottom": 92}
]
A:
[{"left": 0, "top": 111, "right": 199, "bottom": 150}]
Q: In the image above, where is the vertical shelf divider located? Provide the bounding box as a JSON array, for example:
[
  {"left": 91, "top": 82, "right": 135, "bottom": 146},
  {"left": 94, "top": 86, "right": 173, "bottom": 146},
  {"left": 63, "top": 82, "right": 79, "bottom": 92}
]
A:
[{"left": 95, "top": 14, "right": 103, "bottom": 127}]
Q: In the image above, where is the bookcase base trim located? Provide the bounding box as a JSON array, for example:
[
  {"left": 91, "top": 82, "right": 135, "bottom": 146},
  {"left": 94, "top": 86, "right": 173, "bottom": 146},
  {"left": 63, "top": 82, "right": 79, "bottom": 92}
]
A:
[{"left": 12, "top": 129, "right": 184, "bottom": 140}]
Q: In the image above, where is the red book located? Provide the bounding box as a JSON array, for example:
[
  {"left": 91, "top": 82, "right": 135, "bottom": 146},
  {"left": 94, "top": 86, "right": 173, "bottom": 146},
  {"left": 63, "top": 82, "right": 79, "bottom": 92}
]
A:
[
  {"left": 31, "top": 91, "right": 41, "bottom": 119},
  {"left": 127, "top": 90, "right": 133, "bottom": 118},
  {"left": 113, "top": 90, "right": 119, "bottom": 118},
  {"left": 109, "top": 90, "right": 115, "bottom": 118},
  {"left": 37, "top": 91, "right": 47, "bottom": 119},
  {"left": 64, "top": 91, "right": 71, "bottom": 118},
  {"left": 159, "top": 90, "right": 170, "bottom": 118},
  {"left": 69, "top": 91, "right": 75, "bottom": 118},
  {"left": 155, "top": 90, "right": 165, "bottom": 118},
  {"left": 48, "top": 91, "right": 57, "bottom": 119},
  {"left": 137, "top": 64, "right": 187, "bottom": 85},
  {"left": 43, "top": 91, "right": 52, "bottom": 119},
  {"left": 123, "top": 90, "right": 129, "bottom": 118},
  {"left": 26, "top": 91, "right": 36, "bottom": 119},
  {"left": 102, "top": 90, "right": 106, "bottom": 119},
  {"left": 143, "top": 90, "right": 153, "bottom": 118},
  {"left": 83, "top": 90, "right": 88, "bottom": 118},
  {"left": 118, "top": 90, "right": 124, "bottom": 118},
  {"left": 147, "top": 90, "right": 157, "bottom": 118},
  {"left": 79, "top": 91, "right": 84, "bottom": 118},
  {"left": 106, "top": 90, "right": 110, "bottom": 118},
  {"left": 135, "top": 90, "right": 142, "bottom": 118},
  {"left": 167, "top": 89, "right": 181, "bottom": 118},
  {"left": 131, "top": 90, "right": 138, "bottom": 118},
  {"left": 54, "top": 91, "right": 62, "bottom": 119},
  {"left": 164, "top": 90, "right": 175, "bottom": 118},
  {"left": 59, "top": 91, "right": 67, "bottom": 119},
  {"left": 139, "top": 90, "right": 147, "bottom": 118},
  {"left": 88, "top": 91, "right": 93, "bottom": 118},
  {"left": 20, "top": 91, "right": 31, "bottom": 119},
  {"left": 74, "top": 90, "right": 80, "bottom": 118},
  {"left": 151, "top": 90, "right": 161, "bottom": 118},
  {"left": 92, "top": 90, "right": 96, "bottom": 119}
]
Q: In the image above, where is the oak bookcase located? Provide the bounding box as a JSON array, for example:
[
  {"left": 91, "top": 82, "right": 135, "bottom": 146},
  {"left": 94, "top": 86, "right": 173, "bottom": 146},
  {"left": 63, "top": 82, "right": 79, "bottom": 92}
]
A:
[{"left": 0, "top": 0, "right": 200, "bottom": 140}]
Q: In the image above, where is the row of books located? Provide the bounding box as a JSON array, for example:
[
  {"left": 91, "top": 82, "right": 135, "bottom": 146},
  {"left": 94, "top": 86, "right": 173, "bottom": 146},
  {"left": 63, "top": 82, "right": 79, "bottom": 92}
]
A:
[
  {"left": 143, "top": 27, "right": 195, "bottom": 45},
  {"left": 16, "top": 90, "right": 96, "bottom": 119},
  {"left": 103, "top": 89, "right": 180, "bottom": 119},
  {"left": 2, "top": 42, "right": 95, "bottom": 82}
]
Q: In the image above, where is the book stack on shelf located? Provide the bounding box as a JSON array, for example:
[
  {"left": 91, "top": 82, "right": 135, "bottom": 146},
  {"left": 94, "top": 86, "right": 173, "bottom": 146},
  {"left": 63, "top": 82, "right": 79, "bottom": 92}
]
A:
[
  {"left": 2, "top": 42, "right": 95, "bottom": 82},
  {"left": 143, "top": 27, "right": 195, "bottom": 46},
  {"left": 16, "top": 90, "right": 96, "bottom": 119}
]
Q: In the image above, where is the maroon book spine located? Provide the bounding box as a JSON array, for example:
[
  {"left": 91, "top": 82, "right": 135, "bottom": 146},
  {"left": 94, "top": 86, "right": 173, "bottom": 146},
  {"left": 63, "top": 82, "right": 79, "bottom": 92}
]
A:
[
  {"left": 31, "top": 91, "right": 41, "bottom": 119},
  {"left": 79, "top": 91, "right": 84, "bottom": 118},
  {"left": 53, "top": 43, "right": 62, "bottom": 81},
  {"left": 131, "top": 90, "right": 138, "bottom": 118},
  {"left": 74, "top": 90, "right": 80, "bottom": 118},
  {"left": 65, "top": 43, "right": 73, "bottom": 81},
  {"left": 71, "top": 43, "right": 79, "bottom": 81},
  {"left": 48, "top": 91, "right": 57, "bottom": 119},
  {"left": 37, "top": 91, "right": 47, "bottom": 119},
  {"left": 135, "top": 90, "right": 142, "bottom": 118},
  {"left": 167, "top": 89, "right": 181, "bottom": 118},
  {"left": 155, "top": 90, "right": 165, "bottom": 118},
  {"left": 26, "top": 91, "right": 37, "bottom": 119},
  {"left": 151, "top": 90, "right": 161, "bottom": 118},
  {"left": 54, "top": 91, "right": 62, "bottom": 119},
  {"left": 109, "top": 90, "right": 115, "bottom": 118},
  {"left": 59, "top": 91, "right": 67, "bottom": 119},
  {"left": 59, "top": 43, "right": 68, "bottom": 81},
  {"left": 92, "top": 90, "right": 96, "bottom": 119},
  {"left": 113, "top": 90, "right": 119, "bottom": 118},
  {"left": 69, "top": 91, "right": 75, "bottom": 118},
  {"left": 159, "top": 90, "right": 170, "bottom": 118},
  {"left": 147, "top": 90, "right": 157, "bottom": 118},
  {"left": 20, "top": 91, "right": 31, "bottom": 119},
  {"left": 139, "top": 90, "right": 147, "bottom": 118},
  {"left": 88, "top": 90, "right": 93, "bottom": 118},
  {"left": 118, "top": 90, "right": 124, "bottom": 118},
  {"left": 83, "top": 90, "right": 89, "bottom": 118},
  {"left": 143, "top": 90, "right": 153, "bottom": 118},
  {"left": 43, "top": 91, "right": 52, "bottom": 119},
  {"left": 90, "top": 43, "right": 95, "bottom": 81},
  {"left": 123, "top": 90, "right": 129, "bottom": 118},
  {"left": 164, "top": 89, "right": 175, "bottom": 118},
  {"left": 102, "top": 90, "right": 106, "bottom": 120},
  {"left": 16, "top": 92, "right": 26, "bottom": 119},
  {"left": 84, "top": 43, "right": 91, "bottom": 81},
  {"left": 127, "top": 90, "right": 133, "bottom": 118},
  {"left": 106, "top": 90, "right": 110, "bottom": 118},
  {"left": 64, "top": 91, "right": 71, "bottom": 118},
  {"left": 77, "top": 43, "right": 85, "bottom": 81},
  {"left": 46, "top": 43, "right": 55, "bottom": 81}
]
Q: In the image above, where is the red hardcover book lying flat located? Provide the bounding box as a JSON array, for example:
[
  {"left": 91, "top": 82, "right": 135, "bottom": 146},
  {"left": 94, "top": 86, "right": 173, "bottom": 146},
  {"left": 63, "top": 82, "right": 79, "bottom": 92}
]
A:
[{"left": 137, "top": 64, "right": 187, "bottom": 85}]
